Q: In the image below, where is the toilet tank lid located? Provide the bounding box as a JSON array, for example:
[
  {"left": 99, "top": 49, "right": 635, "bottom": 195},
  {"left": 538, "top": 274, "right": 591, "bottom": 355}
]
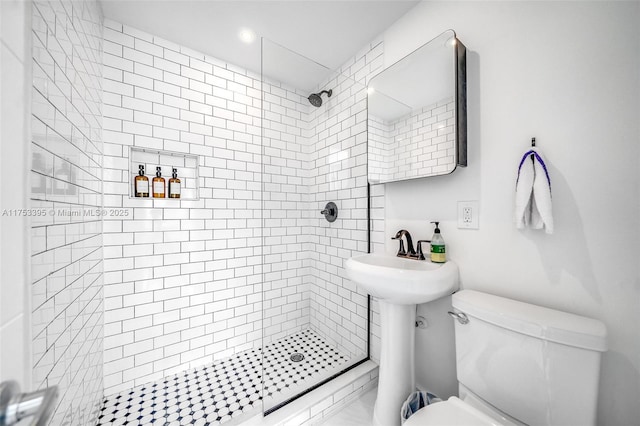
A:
[{"left": 452, "top": 290, "right": 607, "bottom": 352}]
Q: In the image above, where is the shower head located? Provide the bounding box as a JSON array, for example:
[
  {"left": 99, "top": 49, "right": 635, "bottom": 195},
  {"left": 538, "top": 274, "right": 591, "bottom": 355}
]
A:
[{"left": 308, "top": 89, "right": 332, "bottom": 107}]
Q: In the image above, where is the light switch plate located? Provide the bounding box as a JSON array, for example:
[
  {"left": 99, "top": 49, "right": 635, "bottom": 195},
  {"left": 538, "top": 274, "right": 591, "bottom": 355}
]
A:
[{"left": 458, "top": 201, "right": 479, "bottom": 229}]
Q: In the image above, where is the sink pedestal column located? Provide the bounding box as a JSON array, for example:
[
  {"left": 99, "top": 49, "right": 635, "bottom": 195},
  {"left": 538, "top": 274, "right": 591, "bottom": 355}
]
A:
[{"left": 373, "top": 301, "right": 416, "bottom": 426}]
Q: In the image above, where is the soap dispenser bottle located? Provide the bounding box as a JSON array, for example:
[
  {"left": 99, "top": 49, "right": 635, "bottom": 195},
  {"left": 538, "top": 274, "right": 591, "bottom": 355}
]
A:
[
  {"left": 430, "top": 221, "right": 446, "bottom": 263},
  {"left": 168, "top": 168, "right": 181, "bottom": 199},
  {"left": 134, "top": 164, "right": 149, "bottom": 197},
  {"left": 152, "top": 166, "right": 165, "bottom": 198}
]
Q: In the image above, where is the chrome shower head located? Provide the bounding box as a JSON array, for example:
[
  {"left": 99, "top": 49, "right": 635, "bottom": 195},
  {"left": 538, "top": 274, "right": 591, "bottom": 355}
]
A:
[
  {"left": 308, "top": 93, "right": 323, "bottom": 107},
  {"left": 308, "top": 89, "right": 332, "bottom": 107}
]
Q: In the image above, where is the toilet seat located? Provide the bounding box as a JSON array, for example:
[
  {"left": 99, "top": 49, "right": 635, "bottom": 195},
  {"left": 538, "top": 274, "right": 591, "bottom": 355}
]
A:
[{"left": 404, "top": 397, "right": 504, "bottom": 426}]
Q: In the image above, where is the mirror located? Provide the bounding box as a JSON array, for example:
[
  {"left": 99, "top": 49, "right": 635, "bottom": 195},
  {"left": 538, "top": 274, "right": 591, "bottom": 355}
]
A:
[{"left": 367, "top": 30, "right": 467, "bottom": 184}]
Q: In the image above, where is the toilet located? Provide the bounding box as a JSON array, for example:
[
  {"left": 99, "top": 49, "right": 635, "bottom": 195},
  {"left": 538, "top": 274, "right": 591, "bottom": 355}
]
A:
[{"left": 406, "top": 290, "right": 607, "bottom": 426}]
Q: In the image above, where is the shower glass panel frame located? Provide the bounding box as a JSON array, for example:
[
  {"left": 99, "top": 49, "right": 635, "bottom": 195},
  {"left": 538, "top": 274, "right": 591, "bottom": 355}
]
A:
[{"left": 260, "top": 37, "right": 371, "bottom": 415}]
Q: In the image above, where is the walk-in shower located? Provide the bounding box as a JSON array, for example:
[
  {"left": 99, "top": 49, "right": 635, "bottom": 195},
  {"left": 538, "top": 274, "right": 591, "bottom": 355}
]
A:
[{"left": 93, "top": 31, "right": 371, "bottom": 425}]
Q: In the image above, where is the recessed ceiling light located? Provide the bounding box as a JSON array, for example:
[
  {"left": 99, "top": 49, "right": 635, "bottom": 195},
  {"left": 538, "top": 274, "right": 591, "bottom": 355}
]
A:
[{"left": 238, "top": 28, "right": 256, "bottom": 44}]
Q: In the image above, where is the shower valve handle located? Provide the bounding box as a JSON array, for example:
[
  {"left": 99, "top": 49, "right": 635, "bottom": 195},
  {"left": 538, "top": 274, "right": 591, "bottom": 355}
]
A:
[{"left": 320, "top": 202, "right": 338, "bottom": 223}]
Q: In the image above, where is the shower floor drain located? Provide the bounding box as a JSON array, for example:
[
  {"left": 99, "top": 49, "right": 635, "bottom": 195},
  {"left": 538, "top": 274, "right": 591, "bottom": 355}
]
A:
[{"left": 290, "top": 353, "right": 304, "bottom": 362}]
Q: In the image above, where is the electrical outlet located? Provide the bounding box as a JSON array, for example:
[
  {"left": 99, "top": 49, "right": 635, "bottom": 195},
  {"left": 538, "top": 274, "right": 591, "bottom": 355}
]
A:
[
  {"left": 463, "top": 207, "right": 472, "bottom": 223},
  {"left": 458, "top": 201, "right": 479, "bottom": 229}
]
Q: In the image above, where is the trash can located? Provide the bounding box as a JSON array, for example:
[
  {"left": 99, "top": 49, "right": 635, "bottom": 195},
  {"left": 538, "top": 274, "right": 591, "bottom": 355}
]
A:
[{"left": 400, "top": 390, "right": 441, "bottom": 424}]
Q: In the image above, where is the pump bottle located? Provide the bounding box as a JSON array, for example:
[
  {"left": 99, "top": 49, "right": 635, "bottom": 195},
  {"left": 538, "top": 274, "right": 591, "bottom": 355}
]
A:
[
  {"left": 134, "top": 164, "right": 149, "bottom": 197},
  {"left": 430, "top": 221, "right": 446, "bottom": 263},
  {"left": 152, "top": 167, "right": 165, "bottom": 198},
  {"left": 168, "top": 168, "right": 181, "bottom": 198}
]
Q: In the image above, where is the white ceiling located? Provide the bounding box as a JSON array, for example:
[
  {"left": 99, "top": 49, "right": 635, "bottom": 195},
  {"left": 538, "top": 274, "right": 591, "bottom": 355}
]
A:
[{"left": 99, "top": 0, "right": 420, "bottom": 91}]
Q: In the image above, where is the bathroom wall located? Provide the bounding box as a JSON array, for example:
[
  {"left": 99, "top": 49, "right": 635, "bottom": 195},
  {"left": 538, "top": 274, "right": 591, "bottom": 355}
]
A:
[
  {"left": 29, "top": 0, "right": 105, "bottom": 424},
  {"left": 378, "top": 1, "right": 640, "bottom": 424},
  {"left": 0, "top": 0, "right": 32, "bottom": 391}
]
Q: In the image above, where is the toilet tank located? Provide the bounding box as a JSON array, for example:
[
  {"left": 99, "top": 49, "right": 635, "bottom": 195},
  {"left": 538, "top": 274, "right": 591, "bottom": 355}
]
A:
[{"left": 451, "top": 290, "right": 607, "bottom": 426}]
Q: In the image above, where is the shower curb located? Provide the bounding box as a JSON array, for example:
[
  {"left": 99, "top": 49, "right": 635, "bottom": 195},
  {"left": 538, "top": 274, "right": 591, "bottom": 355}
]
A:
[{"left": 240, "top": 360, "right": 379, "bottom": 426}]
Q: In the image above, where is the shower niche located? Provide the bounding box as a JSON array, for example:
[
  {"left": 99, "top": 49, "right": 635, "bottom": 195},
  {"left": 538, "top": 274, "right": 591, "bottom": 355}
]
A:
[
  {"left": 128, "top": 147, "right": 199, "bottom": 200},
  {"left": 367, "top": 29, "right": 467, "bottom": 184}
]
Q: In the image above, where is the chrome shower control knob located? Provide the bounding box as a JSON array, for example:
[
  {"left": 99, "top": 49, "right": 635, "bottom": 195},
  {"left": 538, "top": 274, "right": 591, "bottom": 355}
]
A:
[{"left": 320, "top": 202, "right": 338, "bottom": 222}]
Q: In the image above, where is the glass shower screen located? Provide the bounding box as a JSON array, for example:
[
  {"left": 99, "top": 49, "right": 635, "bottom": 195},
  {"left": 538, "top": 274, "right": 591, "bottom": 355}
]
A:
[{"left": 260, "top": 38, "right": 370, "bottom": 414}]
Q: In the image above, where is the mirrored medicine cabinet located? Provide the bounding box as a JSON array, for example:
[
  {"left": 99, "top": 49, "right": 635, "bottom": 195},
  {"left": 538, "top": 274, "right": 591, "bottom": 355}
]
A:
[{"left": 367, "top": 29, "right": 467, "bottom": 184}]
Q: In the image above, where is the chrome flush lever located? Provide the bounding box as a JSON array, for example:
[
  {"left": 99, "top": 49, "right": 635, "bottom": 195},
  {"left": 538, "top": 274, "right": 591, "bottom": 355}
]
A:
[{"left": 448, "top": 311, "right": 469, "bottom": 325}]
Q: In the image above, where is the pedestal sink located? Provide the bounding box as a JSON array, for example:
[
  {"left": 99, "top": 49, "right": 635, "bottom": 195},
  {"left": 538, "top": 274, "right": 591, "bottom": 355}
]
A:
[{"left": 345, "top": 253, "right": 459, "bottom": 426}]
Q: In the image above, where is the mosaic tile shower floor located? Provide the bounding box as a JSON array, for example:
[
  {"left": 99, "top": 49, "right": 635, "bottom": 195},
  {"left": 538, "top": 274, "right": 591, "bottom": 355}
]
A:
[{"left": 97, "top": 330, "right": 349, "bottom": 425}]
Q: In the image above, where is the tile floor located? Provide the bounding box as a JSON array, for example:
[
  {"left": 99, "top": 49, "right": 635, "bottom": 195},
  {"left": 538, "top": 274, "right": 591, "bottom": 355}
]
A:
[{"left": 97, "top": 330, "right": 348, "bottom": 425}]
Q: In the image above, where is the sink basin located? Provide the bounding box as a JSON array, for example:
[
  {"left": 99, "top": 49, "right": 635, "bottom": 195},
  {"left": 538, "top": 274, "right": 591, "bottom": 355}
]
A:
[
  {"left": 345, "top": 253, "right": 459, "bottom": 304},
  {"left": 345, "top": 253, "right": 459, "bottom": 426}
]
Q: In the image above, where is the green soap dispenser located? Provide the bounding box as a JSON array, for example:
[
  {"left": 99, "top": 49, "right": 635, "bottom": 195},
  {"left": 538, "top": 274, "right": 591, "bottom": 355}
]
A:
[{"left": 430, "top": 221, "right": 446, "bottom": 263}]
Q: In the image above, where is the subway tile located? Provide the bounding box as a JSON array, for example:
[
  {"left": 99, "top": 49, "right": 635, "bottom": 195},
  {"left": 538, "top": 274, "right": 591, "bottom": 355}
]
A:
[
  {"left": 123, "top": 96, "right": 153, "bottom": 113},
  {"left": 163, "top": 70, "right": 189, "bottom": 88},
  {"left": 124, "top": 72, "right": 154, "bottom": 90},
  {"left": 154, "top": 56, "right": 181, "bottom": 74},
  {"left": 164, "top": 48, "right": 189, "bottom": 66},
  {"left": 123, "top": 46, "right": 154, "bottom": 66},
  {"left": 122, "top": 25, "right": 154, "bottom": 42},
  {"left": 105, "top": 52, "right": 134, "bottom": 72},
  {"left": 181, "top": 65, "right": 204, "bottom": 82},
  {"left": 134, "top": 62, "right": 163, "bottom": 80}
]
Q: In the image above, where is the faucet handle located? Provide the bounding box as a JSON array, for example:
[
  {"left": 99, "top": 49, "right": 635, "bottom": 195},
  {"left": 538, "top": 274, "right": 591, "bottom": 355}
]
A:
[{"left": 416, "top": 240, "right": 431, "bottom": 260}]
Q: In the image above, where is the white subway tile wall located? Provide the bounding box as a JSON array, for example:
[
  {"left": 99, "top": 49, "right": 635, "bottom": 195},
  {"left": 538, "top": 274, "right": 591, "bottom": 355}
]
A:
[
  {"left": 369, "top": 97, "right": 456, "bottom": 182},
  {"left": 30, "top": 0, "right": 104, "bottom": 424}
]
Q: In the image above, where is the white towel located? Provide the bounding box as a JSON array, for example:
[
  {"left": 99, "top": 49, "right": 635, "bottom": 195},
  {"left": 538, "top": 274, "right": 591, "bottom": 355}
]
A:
[
  {"left": 515, "top": 153, "right": 535, "bottom": 229},
  {"left": 515, "top": 149, "right": 553, "bottom": 234}
]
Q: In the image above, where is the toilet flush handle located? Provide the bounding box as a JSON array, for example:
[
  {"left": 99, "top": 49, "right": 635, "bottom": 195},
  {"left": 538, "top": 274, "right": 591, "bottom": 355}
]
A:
[{"left": 448, "top": 311, "right": 469, "bottom": 325}]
